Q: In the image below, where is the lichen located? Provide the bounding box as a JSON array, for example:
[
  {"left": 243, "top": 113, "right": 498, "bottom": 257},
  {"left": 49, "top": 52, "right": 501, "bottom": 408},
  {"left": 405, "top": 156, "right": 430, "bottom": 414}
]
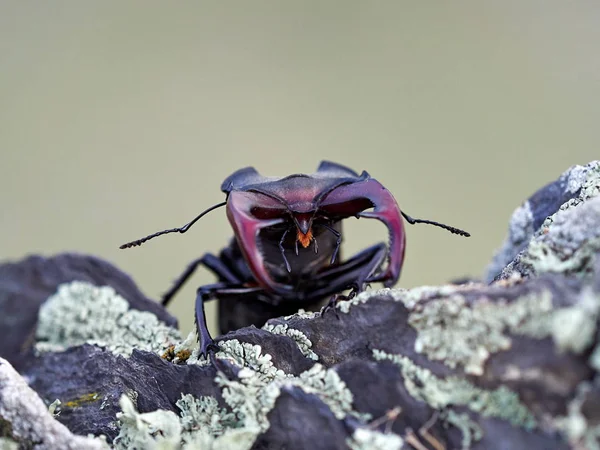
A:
[
  {"left": 552, "top": 287, "right": 600, "bottom": 354},
  {"left": 336, "top": 288, "right": 393, "bottom": 313},
  {"left": 176, "top": 394, "right": 237, "bottom": 438},
  {"left": 114, "top": 392, "right": 257, "bottom": 450},
  {"left": 113, "top": 395, "right": 182, "bottom": 450},
  {"left": 511, "top": 171, "right": 600, "bottom": 280},
  {"left": 488, "top": 161, "right": 600, "bottom": 281},
  {"left": 0, "top": 437, "right": 18, "bottom": 450},
  {"left": 346, "top": 428, "right": 403, "bottom": 450},
  {"left": 212, "top": 339, "right": 368, "bottom": 433},
  {"left": 555, "top": 382, "right": 600, "bottom": 450},
  {"left": 399, "top": 289, "right": 554, "bottom": 375},
  {"left": 282, "top": 309, "right": 320, "bottom": 320},
  {"left": 441, "top": 409, "right": 483, "bottom": 450},
  {"left": 262, "top": 323, "right": 319, "bottom": 360},
  {"left": 35, "top": 281, "right": 181, "bottom": 357},
  {"left": 373, "top": 349, "right": 537, "bottom": 430}
]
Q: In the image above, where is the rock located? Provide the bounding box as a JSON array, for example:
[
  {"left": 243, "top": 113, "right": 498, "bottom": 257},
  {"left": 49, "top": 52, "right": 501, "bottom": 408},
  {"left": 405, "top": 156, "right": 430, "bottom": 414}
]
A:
[
  {"left": 486, "top": 161, "right": 600, "bottom": 281},
  {"left": 1, "top": 162, "right": 600, "bottom": 449},
  {"left": 0, "top": 253, "right": 177, "bottom": 371},
  {"left": 0, "top": 357, "right": 108, "bottom": 450}
]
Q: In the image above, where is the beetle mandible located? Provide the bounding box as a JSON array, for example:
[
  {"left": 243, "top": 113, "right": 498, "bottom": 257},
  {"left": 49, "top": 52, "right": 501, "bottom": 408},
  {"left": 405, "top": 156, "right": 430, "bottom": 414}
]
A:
[{"left": 120, "top": 161, "right": 470, "bottom": 356}]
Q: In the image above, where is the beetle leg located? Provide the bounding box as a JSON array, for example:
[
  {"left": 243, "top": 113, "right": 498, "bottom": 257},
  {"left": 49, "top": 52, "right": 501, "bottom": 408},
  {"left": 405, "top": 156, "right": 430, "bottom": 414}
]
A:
[
  {"left": 278, "top": 229, "right": 292, "bottom": 273},
  {"left": 320, "top": 224, "right": 342, "bottom": 264},
  {"left": 195, "top": 283, "right": 264, "bottom": 357},
  {"left": 307, "top": 244, "right": 387, "bottom": 301},
  {"left": 162, "top": 253, "right": 239, "bottom": 306}
]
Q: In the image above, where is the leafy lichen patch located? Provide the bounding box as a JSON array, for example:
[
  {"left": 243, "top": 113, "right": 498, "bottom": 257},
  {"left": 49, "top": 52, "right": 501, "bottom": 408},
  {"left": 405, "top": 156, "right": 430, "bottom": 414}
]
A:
[
  {"left": 282, "top": 309, "right": 320, "bottom": 320},
  {"left": 373, "top": 349, "right": 537, "bottom": 430},
  {"left": 510, "top": 168, "right": 600, "bottom": 279},
  {"left": 262, "top": 323, "right": 318, "bottom": 360},
  {"left": 0, "top": 437, "right": 18, "bottom": 450},
  {"left": 211, "top": 339, "right": 367, "bottom": 427},
  {"left": 114, "top": 393, "right": 258, "bottom": 450},
  {"left": 441, "top": 409, "right": 483, "bottom": 450},
  {"left": 176, "top": 394, "right": 236, "bottom": 437},
  {"left": 36, "top": 281, "right": 181, "bottom": 357},
  {"left": 114, "top": 395, "right": 182, "bottom": 450},
  {"left": 346, "top": 428, "right": 403, "bottom": 450},
  {"left": 401, "top": 290, "right": 554, "bottom": 375},
  {"left": 555, "top": 382, "right": 600, "bottom": 449}
]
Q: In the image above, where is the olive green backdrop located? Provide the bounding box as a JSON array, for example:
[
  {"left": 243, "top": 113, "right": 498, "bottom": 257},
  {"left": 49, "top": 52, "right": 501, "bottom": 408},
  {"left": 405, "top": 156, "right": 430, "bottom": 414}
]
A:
[{"left": 1, "top": 2, "right": 598, "bottom": 336}]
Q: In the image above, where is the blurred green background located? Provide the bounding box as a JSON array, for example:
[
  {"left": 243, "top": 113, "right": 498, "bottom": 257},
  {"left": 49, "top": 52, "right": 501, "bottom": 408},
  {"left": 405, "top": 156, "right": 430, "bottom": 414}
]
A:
[{"left": 1, "top": 2, "right": 598, "bottom": 336}]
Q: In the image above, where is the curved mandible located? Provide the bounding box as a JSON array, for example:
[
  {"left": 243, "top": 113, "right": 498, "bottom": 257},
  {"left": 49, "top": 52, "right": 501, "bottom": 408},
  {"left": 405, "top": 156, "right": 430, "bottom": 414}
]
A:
[
  {"left": 320, "top": 178, "right": 405, "bottom": 287},
  {"left": 226, "top": 191, "right": 291, "bottom": 294}
]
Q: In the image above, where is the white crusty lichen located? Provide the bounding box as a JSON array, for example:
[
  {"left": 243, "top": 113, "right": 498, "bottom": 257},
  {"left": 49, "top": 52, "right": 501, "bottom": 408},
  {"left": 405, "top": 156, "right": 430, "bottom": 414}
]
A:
[
  {"left": 0, "top": 438, "right": 18, "bottom": 450},
  {"left": 346, "top": 428, "right": 403, "bottom": 450},
  {"left": 555, "top": 382, "right": 600, "bottom": 450},
  {"left": 441, "top": 409, "right": 483, "bottom": 450},
  {"left": 35, "top": 281, "right": 181, "bottom": 357},
  {"left": 401, "top": 289, "right": 554, "bottom": 375},
  {"left": 514, "top": 167, "right": 600, "bottom": 279},
  {"left": 262, "top": 323, "right": 319, "bottom": 360},
  {"left": 112, "top": 339, "right": 367, "bottom": 447},
  {"left": 212, "top": 339, "right": 368, "bottom": 432},
  {"left": 114, "top": 395, "right": 182, "bottom": 450},
  {"left": 373, "top": 349, "right": 537, "bottom": 430},
  {"left": 114, "top": 393, "right": 257, "bottom": 450},
  {"left": 282, "top": 309, "right": 320, "bottom": 320},
  {"left": 487, "top": 160, "right": 600, "bottom": 282}
]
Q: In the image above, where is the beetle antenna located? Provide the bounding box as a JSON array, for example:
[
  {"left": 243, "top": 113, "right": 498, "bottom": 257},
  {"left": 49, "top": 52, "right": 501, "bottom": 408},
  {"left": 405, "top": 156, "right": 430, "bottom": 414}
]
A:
[
  {"left": 401, "top": 212, "right": 470, "bottom": 237},
  {"left": 119, "top": 201, "right": 227, "bottom": 249},
  {"left": 279, "top": 228, "right": 292, "bottom": 273},
  {"left": 321, "top": 224, "right": 342, "bottom": 264}
]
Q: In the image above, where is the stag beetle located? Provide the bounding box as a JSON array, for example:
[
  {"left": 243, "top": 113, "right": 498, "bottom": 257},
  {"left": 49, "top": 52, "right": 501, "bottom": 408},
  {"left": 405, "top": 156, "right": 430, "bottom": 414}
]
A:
[{"left": 121, "top": 161, "right": 469, "bottom": 356}]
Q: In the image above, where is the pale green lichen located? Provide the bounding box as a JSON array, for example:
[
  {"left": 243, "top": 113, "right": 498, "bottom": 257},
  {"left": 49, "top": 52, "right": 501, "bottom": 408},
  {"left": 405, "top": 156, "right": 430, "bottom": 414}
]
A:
[
  {"left": 36, "top": 281, "right": 181, "bottom": 357},
  {"left": 114, "top": 394, "right": 257, "bottom": 450},
  {"left": 262, "top": 323, "right": 319, "bottom": 360},
  {"left": 346, "top": 428, "right": 403, "bottom": 450},
  {"left": 552, "top": 287, "right": 600, "bottom": 354},
  {"left": 373, "top": 349, "right": 537, "bottom": 430},
  {"left": 441, "top": 409, "right": 483, "bottom": 450},
  {"left": 48, "top": 399, "right": 61, "bottom": 417},
  {"left": 521, "top": 180, "right": 600, "bottom": 279},
  {"left": 401, "top": 289, "right": 554, "bottom": 375},
  {"left": 176, "top": 394, "right": 237, "bottom": 439},
  {"left": 336, "top": 289, "right": 384, "bottom": 313},
  {"left": 555, "top": 382, "right": 600, "bottom": 450},
  {"left": 215, "top": 340, "right": 287, "bottom": 382},
  {"left": 0, "top": 437, "right": 18, "bottom": 450},
  {"left": 114, "top": 395, "right": 182, "bottom": 450},
  {"left": 282, "top": 309, "right": 320, "bottom": 320},
  {"left": 211, "top": 339, "right": 367, "bottom": 433}
]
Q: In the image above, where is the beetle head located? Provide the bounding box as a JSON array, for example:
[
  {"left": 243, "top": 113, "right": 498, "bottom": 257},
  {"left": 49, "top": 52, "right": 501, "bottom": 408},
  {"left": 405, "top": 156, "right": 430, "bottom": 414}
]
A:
[{"left": 222, "top": 161, "right": 405, "bottom": 294}]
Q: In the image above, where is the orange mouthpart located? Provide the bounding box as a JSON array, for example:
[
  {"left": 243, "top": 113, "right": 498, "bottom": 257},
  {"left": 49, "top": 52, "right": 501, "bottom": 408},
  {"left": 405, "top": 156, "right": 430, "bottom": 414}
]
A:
[{"left": 297, "top": 228, "right": 313, "bottom": 248}]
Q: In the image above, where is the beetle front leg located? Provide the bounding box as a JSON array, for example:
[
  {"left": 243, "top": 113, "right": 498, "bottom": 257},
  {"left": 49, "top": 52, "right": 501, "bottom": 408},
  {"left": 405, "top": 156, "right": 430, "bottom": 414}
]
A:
[{"left": 194, "top": 283, "right": 264, "bottom": 357}]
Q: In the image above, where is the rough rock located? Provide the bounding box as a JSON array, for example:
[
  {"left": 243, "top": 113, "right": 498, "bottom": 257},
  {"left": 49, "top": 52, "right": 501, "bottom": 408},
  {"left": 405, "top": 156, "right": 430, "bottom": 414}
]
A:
[
  {"left": 0, "top": 357, "right": 108, "bottom": 450},
  {"left": 0, "top": 253, "right": 177, "bottom": 371},
  {"left": 1, "top": 161, "right": 600, "bottom": 449},
  {"left": 487, "top": 160, "right": 600, "bottom": 281}
]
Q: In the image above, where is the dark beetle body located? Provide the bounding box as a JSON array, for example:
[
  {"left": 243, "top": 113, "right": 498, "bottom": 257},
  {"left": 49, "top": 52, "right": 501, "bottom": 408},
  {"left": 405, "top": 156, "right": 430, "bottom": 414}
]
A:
[{"left": 121, "top": 161, "right": 469, "bottom": 356}]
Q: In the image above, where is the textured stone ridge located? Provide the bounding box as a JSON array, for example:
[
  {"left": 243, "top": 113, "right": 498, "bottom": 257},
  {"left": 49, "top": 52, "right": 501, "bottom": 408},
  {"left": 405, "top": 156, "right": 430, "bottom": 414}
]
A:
[
  {"left": 487, "top": 160, "right": 600, "bottom": 281},
  {"left": 1, "top": 161, "right": 600, "bottom": 449}
]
